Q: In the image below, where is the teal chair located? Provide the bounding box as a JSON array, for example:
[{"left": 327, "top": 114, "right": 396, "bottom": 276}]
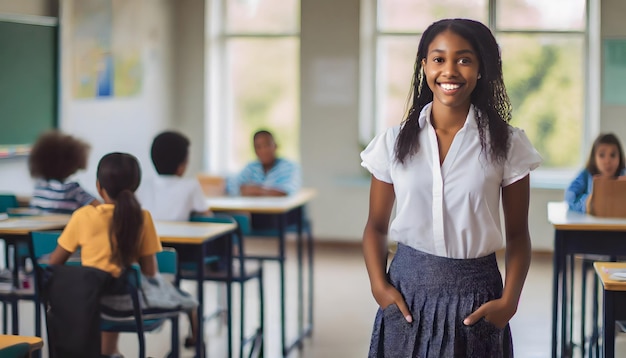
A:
[
  {"left": 0, "top": 194, "right": 18, "bottom": 213},
  {"left": 184, "top": 214, "right": 264, "bottom": 358},
  {"left": 0, "top": 342, "right": 30, "bottom": 358},
  {"left": 30, "top": 231, "right": 182, "bottom": 358}
]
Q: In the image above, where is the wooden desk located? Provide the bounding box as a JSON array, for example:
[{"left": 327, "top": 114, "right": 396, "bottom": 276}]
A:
[
  {"left": 0, "top": 334, "right": 43, "bottom": 354},
  {"left": 0, "top": 215, "right": 69, "bottom": 336},
  {"left": 206, "top": 189, "right": 316, "bottom": 357},
  {"left": 207, "top": 188, "right": 316, "bottom": 214},
  {"left": 548, "top": 202, "right": 626, "bottom": 358},
  {"left": 156, "top": 220, "right": 237, "bottom": 358},
  {"left": 0, "top": 215, "right": 69, "bottom": 235},
  {"left": 594, "top": 262, "right": 626, "bottom": 358}
]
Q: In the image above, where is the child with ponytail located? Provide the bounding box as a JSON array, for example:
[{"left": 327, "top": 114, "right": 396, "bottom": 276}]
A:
[{"left": 49, "top": 152, "right": 198, "bottom": 357}]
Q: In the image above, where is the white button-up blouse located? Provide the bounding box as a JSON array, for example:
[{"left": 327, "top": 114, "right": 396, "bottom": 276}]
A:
[{"left": 360, "top": 103, "right": 542, "bottom": 259}]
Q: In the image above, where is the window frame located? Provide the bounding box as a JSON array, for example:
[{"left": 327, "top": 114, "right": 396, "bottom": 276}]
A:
[{"left": 205, "top": 0, "right": 301, "bottom": 174}]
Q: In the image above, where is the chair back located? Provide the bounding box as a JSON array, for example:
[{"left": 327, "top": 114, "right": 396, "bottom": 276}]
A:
[
  {"left": 196, "top": 174, "right": 226, "bottom": 197},
  {"left": 190, "top": 214, "right": 243, "bottom": 274},
  {"left": 0, "top": 194, "right": 18, "bottom": 213},
  {"left": 156, "top": 248, "right": 177, "bottom": 275},
  {"left": 190, "top": 214, "right": 243, "bottom": 251},
  {"left": 30, "top": 231, "right": 62, "bottom": 261}
]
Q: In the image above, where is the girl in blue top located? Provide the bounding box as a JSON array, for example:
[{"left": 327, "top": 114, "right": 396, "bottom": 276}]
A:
[{"left": 565, "top": 133, "right": 626, "bottom": 213}]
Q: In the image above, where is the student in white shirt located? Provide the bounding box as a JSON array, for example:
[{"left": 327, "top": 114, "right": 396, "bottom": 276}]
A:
[
  {"left": 136, "top": 131, "right": 210, "bottom": 221},
  {"left": 136, "top": 131, "right": 212, "bottom": 349},
  {"left": 361, "top": 19, "right": 541, "bottom": 357}
]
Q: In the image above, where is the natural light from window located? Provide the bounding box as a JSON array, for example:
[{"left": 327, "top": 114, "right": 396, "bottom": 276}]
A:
[{"left": 208, "top": 0, "right": 300, "bottom": 174}]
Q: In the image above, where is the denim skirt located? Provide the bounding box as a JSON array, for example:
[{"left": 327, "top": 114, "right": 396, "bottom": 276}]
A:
[{"left": 368, "top": 243, "right": 513, "bottom": 358}]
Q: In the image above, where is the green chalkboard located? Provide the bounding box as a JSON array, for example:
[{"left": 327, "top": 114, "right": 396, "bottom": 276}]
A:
[{"left": 0, "top": 18, "right": 57, "bottom": 147}]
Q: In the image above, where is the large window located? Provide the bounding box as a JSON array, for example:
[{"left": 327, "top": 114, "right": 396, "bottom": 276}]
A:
[
  {"left": 362, "top": 0, "right": 588, "bottom": 169},
  {"left": 207, "top": 0, "right": 300, "bottom": 173}
]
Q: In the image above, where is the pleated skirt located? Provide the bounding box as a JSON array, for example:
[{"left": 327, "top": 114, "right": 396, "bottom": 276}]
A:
[{"left": 368, "top": 243, "right": 513, "bottom": 358}]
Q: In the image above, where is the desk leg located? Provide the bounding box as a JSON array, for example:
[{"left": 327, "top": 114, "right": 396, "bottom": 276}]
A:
[
  {"left": 297, "top": 208, "right": 304, "bottom": 349},
  {"left": 593, "top": 275, "right": 600, "bottom": 358},
  {"left": 569, "top": 255, "right": 575, "bottom": 352},
  {"left": 279, "top": 214, "right": 287, "bottom": 357},
  {"left": 562, "top": 253, "right": 569, "bottom": 357},
  {"left": 196, "top": 245, "right": 205, "bottom": 358},
  {"left": 226, "top": 233, "right": 233, "bottom": 358},
  {"left": 306, "top": 210, "right": 314, "bottom": 336},
  {"left": 603, "top": 290, "right": 615, "bottom": 358},
  {"left": 10, "top": 298, "right": 17, "bottom": 335},
  {"left": 2, "top": 303, "right": 6, "bottom": 334},
  {"left": 11, "top": 243, "right": 18, "bottom": 335},
  {"left": 581, "top": 260, "right": 589, "bottom": 358},
  {"left": 553, "top": 231, "right": 562, "bottom": 358}
]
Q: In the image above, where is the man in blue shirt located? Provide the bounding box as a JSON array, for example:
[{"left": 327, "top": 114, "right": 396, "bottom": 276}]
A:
[{"left": 228, "top": 130, "right": 301, "bottom": 196}]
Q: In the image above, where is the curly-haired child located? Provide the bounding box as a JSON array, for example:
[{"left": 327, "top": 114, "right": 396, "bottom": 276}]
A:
[{"left": 28, "top": 130, "right": 100, "bottom": 213}]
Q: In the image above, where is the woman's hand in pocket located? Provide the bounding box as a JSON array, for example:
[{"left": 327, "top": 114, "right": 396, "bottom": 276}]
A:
[
  {"left": 463, "top": 298, "right": 516, "bottom": 329},
  {"left": 372, "top": 282, "right": 413, "bottom": 323}
]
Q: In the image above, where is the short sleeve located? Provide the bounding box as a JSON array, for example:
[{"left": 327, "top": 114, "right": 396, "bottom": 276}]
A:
[
  {"left": 69, "top": 183, "right": 97, "bottom": 206},
  {"left": 360, "top": 127, "right": 399, "bottom": 184},
  {"left": 57, "top": 208, "right": 86, "bottom": 253},
  {"left": 502, "top": 128, "right": 543, "bottom": 187},
  {"left": 272, "top": 160, "right": 301, "bottom": 195},
  {"left": 226, "top": 164, "right": 254, "bottom": 196},
  {"left": 191, "top": 180, "right": 208, "bottom": 212},
  {"left": 139, "top": 210, "right": 163, "bottom": 257},
  {"left": 286, "top": 163, "right": 302, "bottom": 194}
]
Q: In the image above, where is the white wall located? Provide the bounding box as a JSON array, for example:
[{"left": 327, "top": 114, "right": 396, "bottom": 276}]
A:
[
  {"left": 300, "top": 0, "right": 370, "bottom": 242},
  {"left": 172, "top": 0, "right": 206, "bottom": 176},
  {"left": 59, "top": 0, "right": 177, "bottom": 195},
  {"left": 600, "top": 0, "right": 626, "bottom": 135}
]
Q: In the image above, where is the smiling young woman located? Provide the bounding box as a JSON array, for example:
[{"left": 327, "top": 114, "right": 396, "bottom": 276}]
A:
[{"left": 360, "top": 19, "right": 542, "bottom": 357}]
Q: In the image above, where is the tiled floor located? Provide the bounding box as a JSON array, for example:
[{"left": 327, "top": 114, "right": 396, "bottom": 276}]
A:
[{"left": 6, "top": 241, "right": 626, "bottom": 357}]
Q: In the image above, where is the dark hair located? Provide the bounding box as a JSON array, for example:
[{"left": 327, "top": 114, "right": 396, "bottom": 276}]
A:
[
  {"left": 150, "top": 131, "right": 190, "bottom": 175},
  {"left": 28, "top": 130, "right": 90, "bottom": 181},
  {"left": 585, "top": 133, "right": 625, "bottom": 176},
  {"left": 253, "top": 129, "right": 274, "bottom": 143},
  {"left": 97, "top": 152, "right": 143, "bottom": 268},
  {"left": 395, "top": 18, "right": 511, "bottom": 165}
]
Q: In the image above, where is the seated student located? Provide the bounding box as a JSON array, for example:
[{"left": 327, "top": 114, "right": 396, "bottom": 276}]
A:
[
  {"left": 48, "top": 152, "right": 198, "bottom": 358},
  {"left": 227, "top": 129, "right": 301, "bottom": 197},
  {"left": 28, "top": 130, "right": 100, "bottom": 213},
  {"left": 565, "top": 133, "right": 626, "bottom": 213},
  {"left": 136, "top": 131, "right": 211, "bottom": 220},
  {"left": 136, "top": 130, "right": 212, "bottom": 349}
]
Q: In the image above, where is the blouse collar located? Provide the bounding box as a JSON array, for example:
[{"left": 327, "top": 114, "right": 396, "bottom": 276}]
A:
[{"left": 417, "top": 102, "right": 478, "bottom": 131}]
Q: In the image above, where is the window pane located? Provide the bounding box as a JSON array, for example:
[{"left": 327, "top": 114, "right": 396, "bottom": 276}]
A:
[
  {"left": 496, "top": 0, "right": 585, "bottom": 31},
  {"left": 378, "top": 0, "right": 487, "bottom": 33},
  {"left": 377, "top": 36, "right": 417, "bottom": 129},
  {"left": 226, "top": 38, "right": 300, "bottom": 171},
  {"left": 226, "top": 0, "right": 299, "bottom": 34},
  {"left": 500, "top": 34, "right": 584, "bottom": 168}
]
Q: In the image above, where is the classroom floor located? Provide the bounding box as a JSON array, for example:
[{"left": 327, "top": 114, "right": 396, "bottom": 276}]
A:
[{"left": 6, "top": 240, "right": 626, "bottom": 358}]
